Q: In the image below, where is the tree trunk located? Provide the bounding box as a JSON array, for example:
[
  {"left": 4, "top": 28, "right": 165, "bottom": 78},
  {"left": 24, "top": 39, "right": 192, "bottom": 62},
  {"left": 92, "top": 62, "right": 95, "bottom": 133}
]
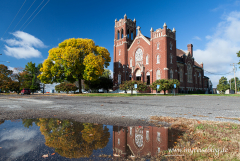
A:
[
  {"left": 78, "top": 77, "right": 82, "bottom": 93},
  {"left": 131, "top": 89, "right": 133, "bottom": 95},
  {"left": 164, "top": 90, "right": 166, "bottom": 95}
]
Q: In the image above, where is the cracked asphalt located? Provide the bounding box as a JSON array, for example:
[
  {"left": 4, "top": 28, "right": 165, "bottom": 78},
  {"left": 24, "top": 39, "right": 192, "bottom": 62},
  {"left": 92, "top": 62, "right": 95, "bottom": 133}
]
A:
[{"left": 0, "top": 94, "right": 240, "bottom": 126}]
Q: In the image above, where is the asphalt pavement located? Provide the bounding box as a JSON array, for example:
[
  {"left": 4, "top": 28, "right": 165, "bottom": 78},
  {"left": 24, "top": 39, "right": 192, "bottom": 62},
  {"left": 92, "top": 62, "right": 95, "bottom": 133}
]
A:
[{"left": 0, "top": 94, "right": 240, "bottom": 126}]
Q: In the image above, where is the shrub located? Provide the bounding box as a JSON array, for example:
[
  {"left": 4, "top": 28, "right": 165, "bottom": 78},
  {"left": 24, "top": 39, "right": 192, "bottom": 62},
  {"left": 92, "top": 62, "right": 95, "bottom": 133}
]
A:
[{"left": 55, "top": 82, "right": 78, "bottom": 94}]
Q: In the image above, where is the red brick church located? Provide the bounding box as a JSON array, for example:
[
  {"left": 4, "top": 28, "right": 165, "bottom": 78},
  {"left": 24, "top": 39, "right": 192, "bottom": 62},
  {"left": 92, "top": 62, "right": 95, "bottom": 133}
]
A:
[{"left": 113, "top": 14, "right": 209, "bottom": 93}]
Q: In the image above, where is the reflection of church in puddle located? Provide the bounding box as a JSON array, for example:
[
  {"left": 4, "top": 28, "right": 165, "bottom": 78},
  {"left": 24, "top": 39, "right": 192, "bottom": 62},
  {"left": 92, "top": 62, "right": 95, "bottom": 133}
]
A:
[{"left": 113, "top": 126, "right": 168, "bottom": 158}]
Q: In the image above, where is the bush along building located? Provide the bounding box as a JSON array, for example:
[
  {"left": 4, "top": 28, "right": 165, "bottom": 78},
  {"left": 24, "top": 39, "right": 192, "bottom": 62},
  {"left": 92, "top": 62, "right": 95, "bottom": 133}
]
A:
[{"left": 113, "top": 14, "right": 210, "bottom": 93}]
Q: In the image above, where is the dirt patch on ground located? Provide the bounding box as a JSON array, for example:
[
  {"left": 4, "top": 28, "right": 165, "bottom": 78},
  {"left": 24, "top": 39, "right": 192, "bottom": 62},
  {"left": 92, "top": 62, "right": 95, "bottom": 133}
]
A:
[{"left": 150, "top": 116, "right": 240, "bottom": 160}]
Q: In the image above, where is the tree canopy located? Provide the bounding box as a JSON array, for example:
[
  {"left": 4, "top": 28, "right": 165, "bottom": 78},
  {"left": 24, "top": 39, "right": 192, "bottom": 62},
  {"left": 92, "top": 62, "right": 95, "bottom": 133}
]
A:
[
  {"left": 22, "top": 118, "right": 110, "bottom": 158},
  {"left": 217, "top": 76, "right": 229, "bottom": 94},
  {"left": 0, "top": 64, "right": 13, "bottom": 92},
  {"left": 150, "top": 79, "right": 180, "bottom": 95},
  {"left": 38, "top": 38, "right": 111, "bottom": 93},
  {"left": 119, "top": 80, "right": 147, "bottom": 95}
]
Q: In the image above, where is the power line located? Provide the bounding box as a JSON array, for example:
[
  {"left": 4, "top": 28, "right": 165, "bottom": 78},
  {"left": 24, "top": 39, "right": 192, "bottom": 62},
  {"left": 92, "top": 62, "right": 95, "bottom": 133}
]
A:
[
  {"left": 19, "top": 0, "right": 45, "bottom": 31},
  {"left": 22, "top": 0, "right": 50, "bottom": 31},
  {"left": 203, "top": 69, "right": 233, "bottom": 75},
  {"left": 0, "top": 0, "right": 26, "bottom": 39},
  {"left": 0, "top": 0, "right": 27, "bottom": 48},
  {"left": 11, "top": 0, "right": 37, "bottom": 32}
]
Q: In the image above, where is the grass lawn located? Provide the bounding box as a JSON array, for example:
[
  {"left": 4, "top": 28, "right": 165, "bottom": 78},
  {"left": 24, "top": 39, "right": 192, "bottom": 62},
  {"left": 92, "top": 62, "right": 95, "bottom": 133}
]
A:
[{"left": 150, "top": 116, "right": 240, "bottom": 160}]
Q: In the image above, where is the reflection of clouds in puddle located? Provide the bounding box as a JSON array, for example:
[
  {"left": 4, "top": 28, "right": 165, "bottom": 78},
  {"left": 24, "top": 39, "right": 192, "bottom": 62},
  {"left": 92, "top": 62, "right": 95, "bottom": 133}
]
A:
[{"left": 0, "top": 128, "right": 38, "bottom": 159}]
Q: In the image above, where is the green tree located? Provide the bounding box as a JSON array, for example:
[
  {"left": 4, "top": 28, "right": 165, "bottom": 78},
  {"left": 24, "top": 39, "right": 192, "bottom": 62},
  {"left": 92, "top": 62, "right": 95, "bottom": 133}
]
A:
[
  {"left": 24, "top": 62, "right": 41, "bottom": 93},
  {"left": 229, "top": 77, "right": 240, "bottom": 92},
  {"left": 0, "top": 64, "right": 13, "bottom": 92},
  {"left": 55, "top": 82, "right": 78, "bottom": 94},
  {"left": 119, "top": 80, "right": 147, "bottom": 95},
  {"left": 237, "top": 50, "right": 240, "bottom": 65},
  {"left": 102, "top": 69, "right": 112, "bottom": 78},
  {"left": 217, "top": 76, "right": 229, "bottom": 94},
  {"left": 38, "top": 38, "right": 111, "bottom": 93},
  {"left": 150, "top": 79, "right": 180, "bottom": 95}
]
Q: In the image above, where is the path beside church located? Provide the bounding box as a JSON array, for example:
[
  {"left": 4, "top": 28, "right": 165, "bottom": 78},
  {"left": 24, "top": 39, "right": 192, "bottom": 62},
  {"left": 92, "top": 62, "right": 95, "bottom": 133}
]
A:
[{"left": 0, "top": 95, "right": 239, "bottom": 126}]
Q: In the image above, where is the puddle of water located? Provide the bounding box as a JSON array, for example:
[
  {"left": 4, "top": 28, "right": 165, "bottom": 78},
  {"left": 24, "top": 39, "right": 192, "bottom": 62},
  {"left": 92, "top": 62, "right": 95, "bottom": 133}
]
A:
[{"left": 0, "top": 118, "right": 181, "bottom": 160}]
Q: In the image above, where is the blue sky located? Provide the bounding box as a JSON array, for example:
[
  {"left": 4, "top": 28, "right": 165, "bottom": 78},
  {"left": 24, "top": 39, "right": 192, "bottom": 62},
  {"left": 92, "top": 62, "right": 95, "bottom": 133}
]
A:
[{"left": 1, "top": 0, "right": 240, "bottom": 88}]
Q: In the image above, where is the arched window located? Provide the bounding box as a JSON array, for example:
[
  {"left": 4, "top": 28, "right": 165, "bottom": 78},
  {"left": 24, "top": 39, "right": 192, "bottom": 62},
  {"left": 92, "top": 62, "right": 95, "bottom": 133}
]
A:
[
  {"left": 129, "top": 74, "right": 132, "bottom": 81},
  {"left": 187, "top": 64, "right": 192, "bottom": 82},
  {"left": 156, "top": 69, "right": 161, "bottom": 80},
  {"left": 136, "top": 69, "right": 141, "bottom": 81},
  {"left": 119, "top": 49, "right": 121, "bottom": 55},
  {"left": 157, "top": 43, "right": 159, "bottom": 50},
  {"left": 135, "top": 48, "right": 143, "bottom": 62},
  {"left": 127, "top": 29, "right": 130, "bottom": 39},
  {"left": 170, "top": 54, "right": 173, "bottom": 64},
  {"left": 118, "top": 74, "right": 121, "bottom": 84},
  {"left": 131, "top": 31, "right": 133, "bottom": 40},
  {"left": 170, "top": 69, "right": 173, "bottom": 79},
  {"left": 199, "top": 73, "right": 201, "bottom": 85},
  {"left": 121, "top": 29, "right": 124, "bottom": 39},
  {"left": 180, "top": 68, "right": 183, "bottom": 82},
  {"left": 118, "top": 61, "right": 121, "bottom": 68},
  {"left": 170, "top": 42, "right": 173, "bottom": 50},
  {"left": 130, "top": 58, "right": 132, "bottom": 67},
  {"left": 161, "top": 31, "right": 162, "bottom": 36},
  {"left": 117, "top": 30, "right": 120, "bottom": 40},
  {"left": 146, "top": 72, "right": 150, "bottom": 85},
  {"left": 146, "top": 55, "right": 149, "bottom": 64},
  {"left": 157, "top": 55, "right": 160, "bottom": 64},
  {"left": 195, "top": 72, "right": 197, "bottom": 84}
]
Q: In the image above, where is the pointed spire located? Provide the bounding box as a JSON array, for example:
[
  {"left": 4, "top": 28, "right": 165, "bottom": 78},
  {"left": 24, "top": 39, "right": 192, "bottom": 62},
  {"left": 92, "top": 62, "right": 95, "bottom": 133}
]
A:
[
  {"left": 133, "top": 18, "right": 136, "bottom": 22},
  {"left": 115, "top": 19, "right": 117, "bottom": 22},
  {"left": 163, "top": 22, "right": 167, "bottom": 28},
  {"left": 137, "top": 26, "right": 141, "bottom": 35},
  {"left": 150, "top": 27, "right": 153, "bottom": 32},
  {"left": 124, "top": 14, "right": 127, "bottom": 18},
  {"left": 173, "top": 28, "right": 176, "bottom": 32}
]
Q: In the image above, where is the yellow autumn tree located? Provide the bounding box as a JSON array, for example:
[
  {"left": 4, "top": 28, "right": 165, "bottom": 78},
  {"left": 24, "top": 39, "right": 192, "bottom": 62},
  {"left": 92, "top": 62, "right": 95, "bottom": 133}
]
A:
[
  {"left": 38, "top": 38, "right": 111, "bottom": 92},
  {"left": 24, "top": 118, "right": 110, "bottom": 158}
]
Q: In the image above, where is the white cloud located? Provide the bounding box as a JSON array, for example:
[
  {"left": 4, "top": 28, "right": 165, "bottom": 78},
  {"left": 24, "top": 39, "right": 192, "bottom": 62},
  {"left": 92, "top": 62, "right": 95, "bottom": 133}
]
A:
[
  {"left": 3, "top": 31, "right": 46, "bottom": 59},
  {"left": 0, "top": 128, "right": 39, "bottom": 159},
  {"left": 194, "top": 11, "right": 240, "bottom": 87},
  {"left": 193, "top": 36, "right": 201, "bottom": 41},
  {"left": 8, "top": 66, "right": 18, "bottom": 74},
  {"left": 205, "top": 35, "right": 212, "bottom": 40}
]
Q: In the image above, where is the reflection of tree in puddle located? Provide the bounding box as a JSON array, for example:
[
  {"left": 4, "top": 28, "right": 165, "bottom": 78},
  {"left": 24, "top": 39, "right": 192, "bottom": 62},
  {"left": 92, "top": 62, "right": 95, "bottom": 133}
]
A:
[
  {"left": 22, "top": 118, "right": 110, "bottom": 158},
  {"left": 0, "top": 120, "right": 4, "bottom": 125},
  {"left": 112, "top": 125, "right": 184, "bottom": 159}
]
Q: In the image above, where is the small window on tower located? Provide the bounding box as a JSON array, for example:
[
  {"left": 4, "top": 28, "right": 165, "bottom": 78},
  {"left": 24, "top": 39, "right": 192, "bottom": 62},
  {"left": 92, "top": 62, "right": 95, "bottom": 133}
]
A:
[
  {"left": 170, "top": 42, "right": 173, "bottom": 50},
  {"left": 157, "top": 43, "right": 159, "bottom": 50},
  {"left": 146, "top": 55, "right": 149, "bottom": 64},
  {"left": 170, "top": 69, "right": 173, "bottom": 79},
  {"left": 131, "top": 31, "right": 133, "bottom": 40},
  {"left": 127, "top": 29, "right": 130, "bottom": 39},
  {"left": 157, "top": 55, "right": 160, "bottom": 64},
  {"left": 119, "top": 50, "right": 121, "bottom": 55},
  {"left": 170, "top": 54, "right": 173, "bottom": 64},
  {"left": 121, "top": 29, "right": 124, "bottom": 39},
  {"left": 130, "top": 58, "right": 132, "bottom": 67},
  {"left": 118, "top": 61, "right": 121, "bottom": 68},
  {"left": 117, "top": 30, "right": 120, "bottom": 40}
]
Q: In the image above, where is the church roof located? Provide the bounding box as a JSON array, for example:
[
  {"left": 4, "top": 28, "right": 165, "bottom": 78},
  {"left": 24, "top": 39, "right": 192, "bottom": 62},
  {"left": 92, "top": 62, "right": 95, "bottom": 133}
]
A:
[
  {"left": 176, "top": 49, "right": 186, "bottom": 57},
  {"left": 194, "top": 61, "right": 202, "bottom": 68},
  {"left": 176, "top": 49, "right": 202, "bottom": 68},
  {"left": 144, "top": 35, "right": 150, "bottom": 40}
]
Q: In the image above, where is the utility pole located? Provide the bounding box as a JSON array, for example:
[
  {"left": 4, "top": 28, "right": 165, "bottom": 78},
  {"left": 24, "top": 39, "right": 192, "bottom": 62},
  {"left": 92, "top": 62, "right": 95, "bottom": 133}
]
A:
[{"left": 230, "top": 63, "right": 237, "bottom": 94}]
